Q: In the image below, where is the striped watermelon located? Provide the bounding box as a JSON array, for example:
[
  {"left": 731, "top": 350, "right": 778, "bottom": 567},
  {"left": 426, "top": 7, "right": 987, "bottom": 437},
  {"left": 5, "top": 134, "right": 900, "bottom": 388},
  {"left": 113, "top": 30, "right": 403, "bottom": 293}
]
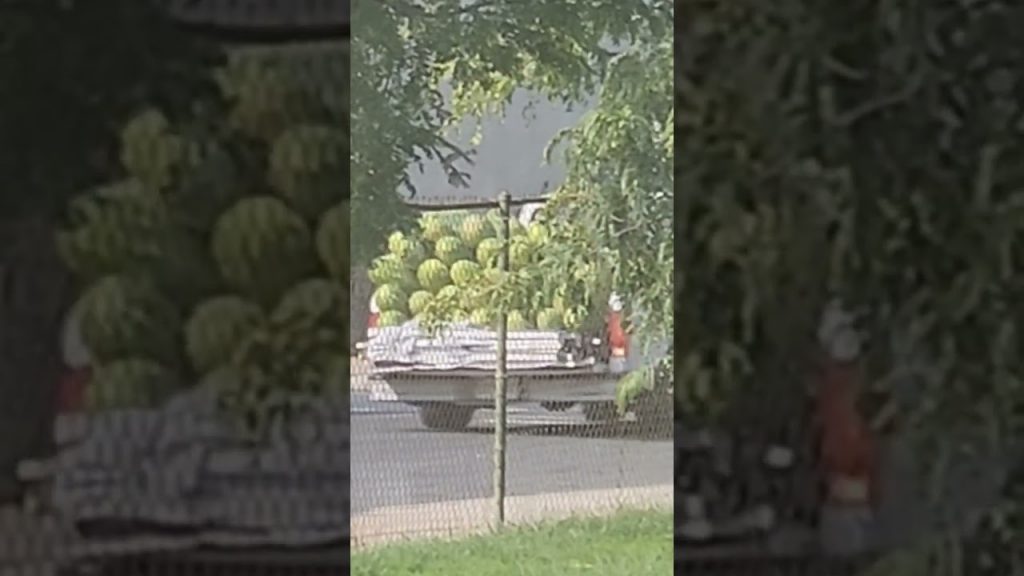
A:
[{"left": 211, "top": 196, "right": 316, "bottom": 306}]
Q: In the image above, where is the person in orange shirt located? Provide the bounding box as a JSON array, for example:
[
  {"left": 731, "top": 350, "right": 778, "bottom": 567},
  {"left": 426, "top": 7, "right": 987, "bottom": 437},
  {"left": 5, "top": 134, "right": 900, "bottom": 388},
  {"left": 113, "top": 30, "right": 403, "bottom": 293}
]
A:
[
  {"left": 57, "top": 303, "right": 92, "bottom": 413},
  {"left": 814, "top": 300, "right": 879, "bottom": 556}
]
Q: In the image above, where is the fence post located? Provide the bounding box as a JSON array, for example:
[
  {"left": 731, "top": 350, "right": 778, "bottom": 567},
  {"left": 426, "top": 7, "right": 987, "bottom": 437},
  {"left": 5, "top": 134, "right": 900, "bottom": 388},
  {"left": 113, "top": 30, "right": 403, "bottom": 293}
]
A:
[{"left": 493, "top": 190, "right": 511, "bottom": 529}]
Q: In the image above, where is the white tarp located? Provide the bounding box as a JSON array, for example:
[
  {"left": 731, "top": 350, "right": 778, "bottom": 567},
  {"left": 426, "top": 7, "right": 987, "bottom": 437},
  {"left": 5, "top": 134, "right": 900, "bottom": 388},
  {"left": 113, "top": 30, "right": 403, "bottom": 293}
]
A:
[
  {"left": 51, "top": 381, "right": 349, "bottom": 547},
  {"left": 365, "top": 321, "right": 594, "bottom": 373}
]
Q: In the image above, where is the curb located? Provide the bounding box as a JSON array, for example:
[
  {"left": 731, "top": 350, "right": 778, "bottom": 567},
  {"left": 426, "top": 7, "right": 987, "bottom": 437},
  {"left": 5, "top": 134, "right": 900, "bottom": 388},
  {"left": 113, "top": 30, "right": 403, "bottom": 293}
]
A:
[{"left": 351, "top": 484, "right": 673, "bottom": 549}]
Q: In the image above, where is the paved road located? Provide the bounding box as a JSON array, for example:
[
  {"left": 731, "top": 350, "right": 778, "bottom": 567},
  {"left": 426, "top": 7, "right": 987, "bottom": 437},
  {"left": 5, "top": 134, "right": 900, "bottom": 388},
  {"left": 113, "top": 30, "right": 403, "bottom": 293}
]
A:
[{"left": 350, "top": 393, "right": 673, "bottom": 516}]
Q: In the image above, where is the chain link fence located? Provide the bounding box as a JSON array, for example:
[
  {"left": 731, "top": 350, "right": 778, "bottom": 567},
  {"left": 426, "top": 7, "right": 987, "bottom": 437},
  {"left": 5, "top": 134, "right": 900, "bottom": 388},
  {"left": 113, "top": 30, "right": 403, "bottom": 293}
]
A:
[
  {"left": 350, "top": 362, "right": 671, "bottom": 545},
  {"left": 351, "top": 360, "right": 674, "bottom": 547},
  {"left": 349, "top": 196, "right": 674, "bottom": 548}
]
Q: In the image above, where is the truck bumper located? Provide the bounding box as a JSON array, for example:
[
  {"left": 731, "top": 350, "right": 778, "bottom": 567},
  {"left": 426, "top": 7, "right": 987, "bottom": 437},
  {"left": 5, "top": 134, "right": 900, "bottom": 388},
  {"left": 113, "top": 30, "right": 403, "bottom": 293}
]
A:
[{"left": 371, "top": 371, "right": 619, "bottom": 406}]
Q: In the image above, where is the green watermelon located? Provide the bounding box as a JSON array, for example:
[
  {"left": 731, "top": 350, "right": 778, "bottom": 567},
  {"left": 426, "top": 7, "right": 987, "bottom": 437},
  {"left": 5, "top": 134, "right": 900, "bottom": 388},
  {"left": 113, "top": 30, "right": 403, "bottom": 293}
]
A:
[
  {"left": 476, "top": 238, "right": 503, "bottom": 267},
  {"left": 435, "top": 285, "right": 461, "bottom": 303},
  {"left": 459, "top": 214, "right": 491, "bottom": 247},
  {"left": 388, "top": 231, "right": 427, "bottom": 266},
  {"left": 368, "top": 254, "right": 415, "bottom": 288},
  {"left": 210, "top": 196, "right": 316, "bottom": 306},
  {"left": 527, "top": 222, "right": 549, "bottom": 245},
  {"left": 469, "top": 308, "right": 494, "bottom": 328},
  {"left": 272, "top": 278, "right": 346, "bottom": 324},
  {"left": 419, "top": 214, "right": 450, "bottom": 242},
  {"left": 198, "top": 364, "right": 244, "bottom": 392},
  {"left": 507, "top": 310, "right": 531, "bottom": 331},
  {"left": 417, "top": 259, "right": 450, "bottom": 292},
  {"left": 407, "top": 290, "right": 434, "bottom": 316},
  {"left": 450, "top": 260, "right": 482, "bottom": 287},
  {"left": 437, "top": 211, "right": 468, "bottom": 237},
  {"left": 510, "top": 238, "right": 533, "bottom": 270},
  {"left": 400, "top": 242, "right": 428, "bottom": 268},
  {"left": 373, "top": 284, "right": 409, "bottom": 313},
  {"left": 482, "top": 268, "right": 505, "bottom": 287},
  {"left": 220, "top": 57, "right": 330, "bottom": 141},
  {"left": 120, "top": 108, "right": 169, "bottom": 145},
  {"left": 185, "top": 296, "right": 265, "bottom": 373},
  {"left": 56, "top": 180, "right": 174, "bottom": 280},
  {"left": 379, "top": 310, "right": 409, "bottom": 327},
  {"left": 434, "top": 235, "right": 468, "bottom": 265},
  {"left": 268, "top": 125, "right": 347, "bottom": 219},
  {"left": 77, "top": 275, "right": 180, "bottom": 364},
  {"left": 388, "top": 231, "right": 425, "bottom": 263},
  {"left": 536, "top": 308, "right": 563, "bottom": 330},
  {"left": 460, "top": 287, "right": 486, "bottom": 311},
  {"left": 85, "top": 358, "right": 180, "bottom": 411},
  {"left": 563, "top": 308, "right": 583, "bottom": 331},
  {"left": 119, "top": 109, "right": 183, "bottom": 190},
  {"left": 387, "top": 231, "right": 405, "bottom": 253}
]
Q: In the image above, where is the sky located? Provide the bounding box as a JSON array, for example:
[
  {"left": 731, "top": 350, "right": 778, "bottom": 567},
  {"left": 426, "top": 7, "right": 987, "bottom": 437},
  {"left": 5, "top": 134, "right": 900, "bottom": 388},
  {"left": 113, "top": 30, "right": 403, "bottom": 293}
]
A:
[{"left": 403, "top": 87, "right": 595, "bottom": 206}]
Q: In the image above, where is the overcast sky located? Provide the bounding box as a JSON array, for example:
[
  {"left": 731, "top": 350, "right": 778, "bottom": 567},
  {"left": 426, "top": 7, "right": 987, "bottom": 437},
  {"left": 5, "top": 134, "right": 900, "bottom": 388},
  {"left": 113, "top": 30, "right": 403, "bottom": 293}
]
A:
[{"left": 404, "top": 87, "right": 595, "bottom": 206}]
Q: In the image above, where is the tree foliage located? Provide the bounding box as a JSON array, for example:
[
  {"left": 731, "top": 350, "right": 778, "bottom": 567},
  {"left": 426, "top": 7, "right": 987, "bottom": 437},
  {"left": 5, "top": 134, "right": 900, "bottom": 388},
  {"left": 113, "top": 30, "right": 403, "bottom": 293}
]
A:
[
  {"left": 0, "top": 0, "right": 222, "bottom": 219},
  {"left": 680, "top": 0, "right": 1024, "bottom": 435},
  {"left": 542, "top": 38, "right": 673, "bottom": 342},
  {"left": 351, "top": 0, "right": 673, "bottom": 307},
  {"left": 676, "top": 1, "right": 845, "bottom": 422},
  {"left": 680, "top": 0, "right": 1024, "bottom": 561}
]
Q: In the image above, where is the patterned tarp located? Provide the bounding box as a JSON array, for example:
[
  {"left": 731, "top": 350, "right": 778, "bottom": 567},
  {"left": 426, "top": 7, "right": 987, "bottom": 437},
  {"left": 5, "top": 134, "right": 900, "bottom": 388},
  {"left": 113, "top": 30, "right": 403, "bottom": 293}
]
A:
[
  {"left": 365, "top": 321, "right": 595, "bottom": 373},
  {"left": 51, "top": 381, "right": 349, "bottom": 548}
]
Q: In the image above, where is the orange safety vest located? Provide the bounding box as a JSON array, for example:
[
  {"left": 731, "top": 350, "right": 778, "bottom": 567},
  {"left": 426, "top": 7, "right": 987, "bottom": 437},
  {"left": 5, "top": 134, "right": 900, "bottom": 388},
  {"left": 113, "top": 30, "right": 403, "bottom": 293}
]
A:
[
  {"left": 816, "top": 357, "right": 879, "bottom": 507},
  {"left": 606, "top": 310, "right": 629, "bottom": 357}
]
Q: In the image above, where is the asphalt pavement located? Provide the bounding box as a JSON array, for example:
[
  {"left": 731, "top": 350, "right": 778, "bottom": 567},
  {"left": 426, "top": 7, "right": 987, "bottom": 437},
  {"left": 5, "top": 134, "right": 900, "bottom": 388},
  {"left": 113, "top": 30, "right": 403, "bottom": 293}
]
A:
[{"left": 350, "top": 392, "right": 673, "bottom": 516}]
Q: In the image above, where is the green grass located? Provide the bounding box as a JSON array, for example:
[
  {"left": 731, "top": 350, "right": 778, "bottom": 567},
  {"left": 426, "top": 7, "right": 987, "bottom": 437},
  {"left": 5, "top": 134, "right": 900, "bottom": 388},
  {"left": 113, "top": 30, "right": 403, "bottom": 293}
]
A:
[{"left": 351, "top": 508, "right": 673, "bottom": 576}]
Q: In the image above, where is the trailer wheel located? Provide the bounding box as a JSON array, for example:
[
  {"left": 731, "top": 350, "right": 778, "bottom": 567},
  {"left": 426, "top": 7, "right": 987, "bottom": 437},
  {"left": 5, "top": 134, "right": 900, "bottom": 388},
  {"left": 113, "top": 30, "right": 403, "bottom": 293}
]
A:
[
  {"left": 582, "top": 401, "right": 617, "bottom": 422},
  {"left": 419, "top": 404, "right": 475, "bottom": 430}
]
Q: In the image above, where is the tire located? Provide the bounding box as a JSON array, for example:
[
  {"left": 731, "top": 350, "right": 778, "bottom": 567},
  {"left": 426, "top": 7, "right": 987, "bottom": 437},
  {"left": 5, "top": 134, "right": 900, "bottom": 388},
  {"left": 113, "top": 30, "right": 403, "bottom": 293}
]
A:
[
  {"left": 582, "top": 401, "right": 618, "bottom": 422},
  {"left": 419, "top": 403, "right": 475, "bottom": 430}
]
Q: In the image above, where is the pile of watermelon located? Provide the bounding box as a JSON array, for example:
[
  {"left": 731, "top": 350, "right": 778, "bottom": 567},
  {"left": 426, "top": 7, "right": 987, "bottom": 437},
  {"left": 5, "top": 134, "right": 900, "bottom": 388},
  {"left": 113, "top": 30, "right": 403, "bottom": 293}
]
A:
[
  {"left": 368, "top": 210, "right": 587, "bottom": 331},
  {"left": 55, "top": 45, "right": 349, "bottom": 416}
]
